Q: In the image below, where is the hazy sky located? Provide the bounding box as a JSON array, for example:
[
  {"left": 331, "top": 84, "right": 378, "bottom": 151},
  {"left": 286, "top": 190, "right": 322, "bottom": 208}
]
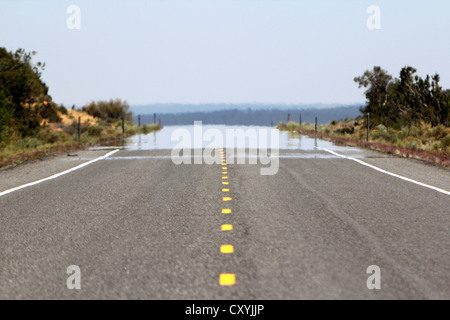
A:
[{"left": 1, "top": 0, "right": 449, "bottom": 107}]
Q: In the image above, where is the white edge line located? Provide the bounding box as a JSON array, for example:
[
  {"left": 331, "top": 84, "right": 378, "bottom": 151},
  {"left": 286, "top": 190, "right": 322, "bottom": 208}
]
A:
[
  {"left": 316, "top": 147, "right": 450, "bottom": 196},
  {"left": 0, "top": 149, "right": 120, "bottom": 198}
]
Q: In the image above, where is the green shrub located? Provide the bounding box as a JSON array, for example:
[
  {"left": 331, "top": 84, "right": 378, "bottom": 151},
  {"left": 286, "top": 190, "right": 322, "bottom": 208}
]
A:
[
  {"left": 82, "top": 99, "right": 133, "bottom": 122},
  {"left": 36, "top": 102, "right": 61, "bottom": 123},
  {"left": 142, "top": 124, "right": 150, "bottom": 134},
  {"left": 408, "top": 126, "right": 420, "bottom": 137},
  {"left": 38, "top": 128, "right": 59, "bottom": 144},
  {"left": 375, "top": 124, "right": 387, "bottom": 132},
  {"left": 428, "top": 125, "right": 447, "bottom": 140},
  {"left": 335, "top": 126, "right": 354, "bottom": 135},
  {"left": 405, "top": 141, "right": 419, "bottom": 149},
  {"left": 277, "top": 122, "right": 288, "bottom": 131},
  {"left": 87, "top": 125, "right": 103, "bottom": 137},
  {"left": 441, "top": 136, "right": 450, "bottom": 150},
  {"left": 287, "top": 122, "right": 298, "bottom": 131},
  {"left": 59, "top": 105, "right": 68, "bottom": 115},
  {"left": 14, "top": 137, "right": 42, "bottom": 149},
  {"left": 431, "top": 142, "right": 441, "bottom": 150}
]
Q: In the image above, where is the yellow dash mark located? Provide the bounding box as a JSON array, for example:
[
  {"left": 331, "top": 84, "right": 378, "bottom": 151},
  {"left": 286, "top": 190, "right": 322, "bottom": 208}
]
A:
[
  {"left": 222, "top": 171, "right": 228, "bottom": 174},
  {"left": 221, "top": 245, "right": 234, "bottom": 254},
  {"left": 221, "top": 224, "right": 233, "bottom": 231},
  {"left": 222, "top": 209, "right": 232, "bottom": 214},
  {"left": 223, "top": 197, "right": 232, "bottom": 201},
  {"left": 219, "top": 273, "right": 236, "bottom": 286},
  {"left": 222, "top": 188, "right": 229, "bottom": 192},
  {"left": 222, "top": 182, "right": 229, "bottom": 185},
  {"left": 219, "top": 273, "right": 235, "bottom": 286},
  {"left": 222, "top": 167, "right": 227, "bottom": 170},
  {"left": 222, "top": 176, "right": 228, "bottom": 179}
]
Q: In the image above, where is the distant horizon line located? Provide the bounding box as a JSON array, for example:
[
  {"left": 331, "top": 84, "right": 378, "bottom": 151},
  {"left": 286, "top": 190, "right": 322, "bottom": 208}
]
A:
[{"left": 129, "top": 102, "right": 364, "bottom": 106}]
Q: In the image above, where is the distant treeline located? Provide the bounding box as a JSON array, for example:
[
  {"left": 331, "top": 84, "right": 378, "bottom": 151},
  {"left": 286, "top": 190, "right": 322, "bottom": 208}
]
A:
[{"left": 137, "top": 106, "right": 361, "bottom": 126}]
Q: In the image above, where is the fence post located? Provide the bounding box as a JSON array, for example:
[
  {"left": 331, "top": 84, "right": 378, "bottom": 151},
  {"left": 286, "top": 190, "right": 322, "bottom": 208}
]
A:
[
  {"left": 78, "top": 117, "right": 81, "bottom": 141},
  {"left": 121, "top": 117, "right": 125, "bottom": 146},
  {"left": 367, "top": 113, "right": 370, "bottom": 142}
]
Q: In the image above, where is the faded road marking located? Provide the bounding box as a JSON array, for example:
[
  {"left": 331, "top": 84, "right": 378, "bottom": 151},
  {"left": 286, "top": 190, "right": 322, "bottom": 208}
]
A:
[
  {"left": 0, "top": 149, "right": 120, "bottom": 198},
  {"left": 317, "top": 147, "right": 450, "bottom": 196}
]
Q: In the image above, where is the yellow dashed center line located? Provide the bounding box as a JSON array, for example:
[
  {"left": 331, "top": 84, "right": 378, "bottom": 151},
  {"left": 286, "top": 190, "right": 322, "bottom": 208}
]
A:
[{"left": 218, "top": 149, "right": 236, "bottom": 287}]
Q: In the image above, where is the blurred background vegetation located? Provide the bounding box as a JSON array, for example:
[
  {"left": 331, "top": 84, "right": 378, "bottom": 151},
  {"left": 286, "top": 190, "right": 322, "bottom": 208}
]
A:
[
  {"left": 0, "top": 47, "right": 159, "bottom": 168},
  {"left": 277, "top": 66, "right": 450, "bottom": 165}
]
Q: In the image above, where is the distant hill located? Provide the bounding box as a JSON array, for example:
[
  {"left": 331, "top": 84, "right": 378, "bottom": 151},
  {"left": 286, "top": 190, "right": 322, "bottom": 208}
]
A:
[
  {"left": 134, "top": 105, "right": 362, "bottom": 126},
  {"left": 130, "top": 103, "right": 361, "bottom": 116}
]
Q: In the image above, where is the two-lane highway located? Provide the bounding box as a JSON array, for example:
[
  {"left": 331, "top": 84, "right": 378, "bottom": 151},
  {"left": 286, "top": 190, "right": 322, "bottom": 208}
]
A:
[{"left": 0, "top": 138, "right": 449, "bottom": 299}]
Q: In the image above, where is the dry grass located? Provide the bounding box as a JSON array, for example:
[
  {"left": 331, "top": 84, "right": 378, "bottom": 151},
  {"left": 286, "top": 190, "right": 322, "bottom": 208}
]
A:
[
  {"left": 278, "top": 120, "right": 450, "bottom": 167},
  {"left": 0, "top": 109, "right": 161, "bottom": 169}
]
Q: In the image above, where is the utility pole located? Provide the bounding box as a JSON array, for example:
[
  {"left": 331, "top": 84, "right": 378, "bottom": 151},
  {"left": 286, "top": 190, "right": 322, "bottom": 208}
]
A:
[{"left": 315, "top": 117, "right": 318, "bottom": 133}]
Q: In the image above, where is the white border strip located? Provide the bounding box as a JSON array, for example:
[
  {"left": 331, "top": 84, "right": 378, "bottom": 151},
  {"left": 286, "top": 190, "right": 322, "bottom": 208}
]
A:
[
  {"left": 316, "top": 147, "right": 450, "bottom": 196},
  {"left": 0, "top": 149, "right": 120, "bottom": 198}
]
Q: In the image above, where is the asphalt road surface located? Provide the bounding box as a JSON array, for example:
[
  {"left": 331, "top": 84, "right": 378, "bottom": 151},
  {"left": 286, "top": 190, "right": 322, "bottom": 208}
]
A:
[{"left": 0, "top": 138, "right": 449, "bottom": 299}]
